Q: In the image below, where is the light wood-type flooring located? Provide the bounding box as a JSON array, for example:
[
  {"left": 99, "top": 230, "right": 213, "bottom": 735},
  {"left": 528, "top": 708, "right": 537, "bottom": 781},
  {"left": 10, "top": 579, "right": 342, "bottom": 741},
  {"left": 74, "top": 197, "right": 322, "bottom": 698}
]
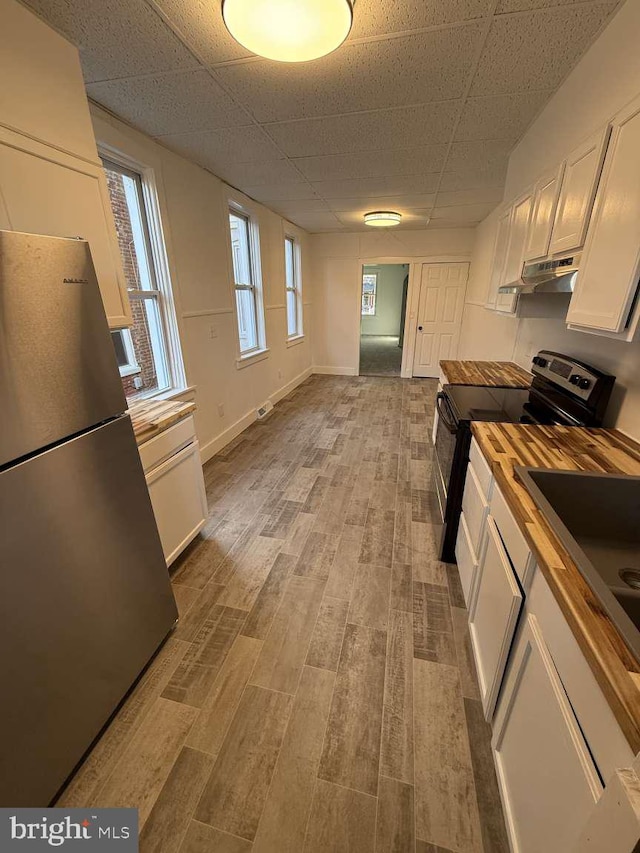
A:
[{"left": 57, "top": 374, "right": 509, "bottom": 853}]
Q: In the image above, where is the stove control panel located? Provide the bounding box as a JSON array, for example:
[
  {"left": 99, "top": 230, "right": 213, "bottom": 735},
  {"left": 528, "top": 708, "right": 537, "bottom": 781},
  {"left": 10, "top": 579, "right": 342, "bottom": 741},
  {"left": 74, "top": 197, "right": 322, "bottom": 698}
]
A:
[{"left": 531, "top": 351, "right": 605, "bottom": 403}]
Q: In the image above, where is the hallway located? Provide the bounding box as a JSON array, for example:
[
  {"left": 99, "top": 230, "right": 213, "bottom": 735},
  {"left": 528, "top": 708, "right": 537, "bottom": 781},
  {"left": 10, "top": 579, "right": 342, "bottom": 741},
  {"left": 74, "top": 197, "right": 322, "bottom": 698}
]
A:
[
  {"left": 57, "top": 375, "right": 508, "bottom": 853},
  {"left": 359, "top": 335, "right": 403, "bottom": 377}
]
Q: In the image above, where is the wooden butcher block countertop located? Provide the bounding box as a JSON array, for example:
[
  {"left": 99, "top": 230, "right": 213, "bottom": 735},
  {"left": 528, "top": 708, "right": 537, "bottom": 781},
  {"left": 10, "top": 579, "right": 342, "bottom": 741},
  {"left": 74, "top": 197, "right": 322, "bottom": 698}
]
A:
[
  {"left": 440, "top": 360, "right": 533, "bottom": 388},
  {"left": 128, "top": 399, "right": 196, "bottom": 446},
  {"left": 472, "top": 421, "right": 640, "bottom": 752}
]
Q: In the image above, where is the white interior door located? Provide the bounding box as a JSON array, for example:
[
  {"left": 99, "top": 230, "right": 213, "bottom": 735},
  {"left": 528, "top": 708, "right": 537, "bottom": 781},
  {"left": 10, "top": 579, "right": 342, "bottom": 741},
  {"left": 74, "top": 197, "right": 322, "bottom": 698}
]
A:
[{"left": 412, "top": 262, "right": 468, "bottom": 377}]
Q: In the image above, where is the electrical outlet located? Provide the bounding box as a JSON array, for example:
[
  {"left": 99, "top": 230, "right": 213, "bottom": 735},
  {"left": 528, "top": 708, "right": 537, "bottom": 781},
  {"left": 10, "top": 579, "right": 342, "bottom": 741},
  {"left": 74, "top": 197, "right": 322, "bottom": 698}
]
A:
[
  {"left": 218, "top": 403, "right": 225, "bottom": 418},
  {"left": 210, "top": 325, "right": 218, "bottom": 339}
]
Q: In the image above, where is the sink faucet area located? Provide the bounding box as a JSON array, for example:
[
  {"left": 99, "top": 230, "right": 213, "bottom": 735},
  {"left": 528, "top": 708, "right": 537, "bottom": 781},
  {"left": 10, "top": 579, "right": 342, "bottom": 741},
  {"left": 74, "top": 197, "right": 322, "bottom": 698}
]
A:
[{"left": 516, "top": 467, "right": 640, "bottom": 664}]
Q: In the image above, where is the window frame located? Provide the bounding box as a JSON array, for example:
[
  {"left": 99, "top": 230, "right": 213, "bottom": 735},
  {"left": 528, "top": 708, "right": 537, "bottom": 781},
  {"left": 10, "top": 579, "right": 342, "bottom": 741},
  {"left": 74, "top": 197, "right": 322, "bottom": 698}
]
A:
[
  {"left": 361, "top": 271, "right": 378, "bottom": 316},
  {"left": 111, "top": 328, "right": 140, "bottom": 377},
  {"left": 284, "top": 233, "right": 303, "bottom": 341},
  {"left": 227, "top": 199, "right": 267, "bottom": 364},
  {"left": 100, "top": 149, "right": 185, "bottom": 402}
]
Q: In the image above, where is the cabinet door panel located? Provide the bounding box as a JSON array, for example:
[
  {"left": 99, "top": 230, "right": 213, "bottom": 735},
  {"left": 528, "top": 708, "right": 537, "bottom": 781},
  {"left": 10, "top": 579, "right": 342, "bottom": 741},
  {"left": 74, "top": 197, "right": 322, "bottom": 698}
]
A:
[
  {"left": 486, "top": 206, "right": 511, "bottom": 309},
  {"left": 524, "top": 164, "right": 564, "bottom": 261},
  {"left": 549, "top": 127, "right": 610, "bottom": 255},
  {"left": 502, "top": 191, "right": 533, "bottom": 286},
  {"left": 567, "top": 98, "right": 640, "bottom": 333},
  {"left": 492, "top": 614, "right": 602, "bottom": 853},
  {"left": 147, "top": 439, "right": 207, "bottom": 567},
  {"left": 0, "top": 138, "right": 131, "bottom": 327},
  {"left": 469, "top": 516, "right": 523, "bottom": 719}
]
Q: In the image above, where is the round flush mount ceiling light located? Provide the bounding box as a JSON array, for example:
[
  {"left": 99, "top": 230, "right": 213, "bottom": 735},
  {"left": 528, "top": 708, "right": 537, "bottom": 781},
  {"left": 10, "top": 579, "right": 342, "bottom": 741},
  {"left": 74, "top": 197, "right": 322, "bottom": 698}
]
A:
[
  {"left": 364, "top": 211, "right": 402, "bottom": 227},
  {"left": 222, "top": 0, "right": 354, "bottom": 63}
]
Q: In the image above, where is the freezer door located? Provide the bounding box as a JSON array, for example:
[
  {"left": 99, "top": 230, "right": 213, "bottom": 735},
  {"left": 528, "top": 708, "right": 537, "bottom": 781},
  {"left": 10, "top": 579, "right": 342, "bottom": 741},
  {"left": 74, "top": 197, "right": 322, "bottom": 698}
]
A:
[
  {"left": 0, "top": 415, "right": 178, "bottom": 807},
  {"left": 0, "top": 230, "right": 126, "bottom": 467}
]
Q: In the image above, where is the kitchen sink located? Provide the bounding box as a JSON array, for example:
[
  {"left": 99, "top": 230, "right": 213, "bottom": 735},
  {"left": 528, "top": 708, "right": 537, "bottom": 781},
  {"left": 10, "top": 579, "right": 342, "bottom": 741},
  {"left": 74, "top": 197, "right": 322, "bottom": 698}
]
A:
[{"left": 516, "top": 467, "right": 640, "bottom": 664}]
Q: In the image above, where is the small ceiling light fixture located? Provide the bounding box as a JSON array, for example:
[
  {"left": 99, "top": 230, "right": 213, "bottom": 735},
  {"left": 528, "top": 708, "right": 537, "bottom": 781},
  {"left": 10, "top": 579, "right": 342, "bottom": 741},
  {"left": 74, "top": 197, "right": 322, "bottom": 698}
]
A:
[
  {"left": 364, "top": 211, "right": 402, "bottom": 228},
  {"left": 222, "top": 0, "right": 354, "bottom": 63}
]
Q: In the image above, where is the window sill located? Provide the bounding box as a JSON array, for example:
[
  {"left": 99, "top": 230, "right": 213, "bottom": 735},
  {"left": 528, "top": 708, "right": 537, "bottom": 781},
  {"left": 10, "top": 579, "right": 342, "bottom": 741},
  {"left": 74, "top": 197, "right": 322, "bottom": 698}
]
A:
[
  {"left": 127, "top": 385, "right": 197, "bottom": 406},
  {"left": 286, "top": 334, "right": 305, "bottom": 348},
  {"left": 119, "top": 365, "right": 142, "bottom": 378},
  {"left": 236, "top": 348, "right": 270, "bottom": 370}
]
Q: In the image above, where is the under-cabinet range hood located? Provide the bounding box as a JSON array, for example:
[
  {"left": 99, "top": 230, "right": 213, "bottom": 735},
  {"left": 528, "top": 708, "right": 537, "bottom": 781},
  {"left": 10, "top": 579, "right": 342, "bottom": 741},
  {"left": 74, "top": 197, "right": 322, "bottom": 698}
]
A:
[{"left": 499, "top": 253, "right": 580, "bottom": 295}]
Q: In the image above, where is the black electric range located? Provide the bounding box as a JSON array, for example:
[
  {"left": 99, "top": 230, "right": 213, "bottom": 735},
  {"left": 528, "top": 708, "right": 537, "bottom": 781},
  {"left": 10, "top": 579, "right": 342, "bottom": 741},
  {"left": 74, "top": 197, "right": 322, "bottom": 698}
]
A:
[{"left": 433, "top": 350, "right": 616, "bottom": 563}]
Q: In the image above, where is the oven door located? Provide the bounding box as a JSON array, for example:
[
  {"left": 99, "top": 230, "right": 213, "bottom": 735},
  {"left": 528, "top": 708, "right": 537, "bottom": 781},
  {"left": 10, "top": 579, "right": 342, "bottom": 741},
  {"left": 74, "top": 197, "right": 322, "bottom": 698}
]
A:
[{"left": 433, "top": 391, "right": 458, "bottom": 517}]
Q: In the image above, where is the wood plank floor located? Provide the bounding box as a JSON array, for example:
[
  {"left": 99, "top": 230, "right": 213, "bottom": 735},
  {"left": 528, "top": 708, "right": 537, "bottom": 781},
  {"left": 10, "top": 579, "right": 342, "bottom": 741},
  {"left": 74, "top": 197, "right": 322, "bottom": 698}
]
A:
[{"left": 57, "top": 375, "right": 509, "bottom": 853}]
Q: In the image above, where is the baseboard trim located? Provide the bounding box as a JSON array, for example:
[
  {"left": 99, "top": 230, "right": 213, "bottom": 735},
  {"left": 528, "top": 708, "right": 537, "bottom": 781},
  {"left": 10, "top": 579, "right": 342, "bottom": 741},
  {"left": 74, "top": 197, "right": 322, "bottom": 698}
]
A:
[
  {"left": 199, "top": 365, "right": 313, "bottom": 464},
  {"left": 272, "top": 366, "right": 313, "bottom": 405},
  {"left": 313, "top": 365, "right": 358, "bottom": 376}
]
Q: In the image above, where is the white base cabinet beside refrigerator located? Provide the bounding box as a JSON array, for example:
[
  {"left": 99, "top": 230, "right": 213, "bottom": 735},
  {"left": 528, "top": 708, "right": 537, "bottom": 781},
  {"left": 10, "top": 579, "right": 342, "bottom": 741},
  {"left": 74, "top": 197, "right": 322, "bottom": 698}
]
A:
[{"left": 138, "top": 414, "right": 208, "bottom": 567}]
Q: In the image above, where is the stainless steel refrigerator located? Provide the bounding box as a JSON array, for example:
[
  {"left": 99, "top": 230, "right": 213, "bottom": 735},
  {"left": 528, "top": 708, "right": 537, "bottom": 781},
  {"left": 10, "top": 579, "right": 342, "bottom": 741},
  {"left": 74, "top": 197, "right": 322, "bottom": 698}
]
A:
[{"left": 0, "top": 230, "right": 178, "bottom": 806}]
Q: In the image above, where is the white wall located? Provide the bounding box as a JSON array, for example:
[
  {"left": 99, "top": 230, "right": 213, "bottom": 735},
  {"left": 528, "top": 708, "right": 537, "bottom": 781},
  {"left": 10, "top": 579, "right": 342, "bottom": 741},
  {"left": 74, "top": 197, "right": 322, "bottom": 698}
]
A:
[
  {"left": 92, "top": 106, "right": 314, "bottom": 461},
  {"left": 361, "top": 264, "right": 408, "bottom": 337},
  {"left": 459, "top": 0, "right": 640, "bottom": 438},
  {"left": 311, "top": 228, "right": 475, "bottom": 374}
]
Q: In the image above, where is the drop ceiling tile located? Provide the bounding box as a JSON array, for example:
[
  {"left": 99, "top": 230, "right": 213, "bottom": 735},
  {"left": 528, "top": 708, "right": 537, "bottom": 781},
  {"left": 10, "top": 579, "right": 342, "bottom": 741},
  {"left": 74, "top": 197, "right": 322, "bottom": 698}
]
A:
[
  {"left": 349, "top": 0, "right": 495, "bottom": 38},
  {"left": 242, "top": 184, "right": 322, "bottom": 202},
  {"left": 24, "top": 0, "right": 199, "bottom": 83},
  {"left": 445, "top": 140, "right": 512, "bottom": 182},
  {"left": 217, "top": 24, "right": 483, "bottom": 122},
  {"left": 439, "top": 171, "right": 506, "bottom": 191},
  {"left": 497, "top": 0, "right": 612, "bottom": 11},
  {"left": 268, "top": 200, "right": 333, "bottom": 219},
  {"left": 87, "top": 70, "right": 247, "bottom": 136},
  {"left": 312, "top": 174, "right": 442, "bottom": 198},
  {"left": 158, "top": 126, "right": 283, "bottom": 170},
  {"left": 327, "top": 194, "right": 437, "bottom": 211},
  {"left": 294, "top": 146, "right": 449, "bottom": 182},
  {"left": 282, "top": 211, "right": 343, "bottom": 232},
  {"left": 431, "top": 202, "right": 497, "bottom": 223},
  {"left": 152, "top": 0, "right": 252, "bottom": 63},
  {"left": 435, "top": 187, "right": 504, "bottom": 207},
  {"left": 263, "top": 101, "right": 461, "bottom": 158},
  {"left": 215, "top": 159, "right": 307, "bottom": 188},
  {"left": 455, "top": 90, "right": 552, "bottom": 142},
  {"left": 469, "top": 3, "right": 619, "bottom": 96}
]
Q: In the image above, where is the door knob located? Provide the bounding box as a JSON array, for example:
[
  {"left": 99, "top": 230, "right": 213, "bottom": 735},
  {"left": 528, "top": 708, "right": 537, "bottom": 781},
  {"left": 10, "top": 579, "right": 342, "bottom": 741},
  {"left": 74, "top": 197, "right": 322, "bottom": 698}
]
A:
[{"left": 418, "top": 325, "right": 423, "bottom": 331}]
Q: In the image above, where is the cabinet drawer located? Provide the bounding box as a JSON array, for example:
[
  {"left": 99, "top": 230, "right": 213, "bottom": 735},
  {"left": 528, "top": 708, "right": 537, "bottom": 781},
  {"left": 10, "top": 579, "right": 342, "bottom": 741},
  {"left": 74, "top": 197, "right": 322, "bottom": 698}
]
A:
[
  {"left": 462, "top": 464, "right": 489, "bottom": 556},
  {"left": 455, "top": 512, "right": 478, "bottom": 608},
  {"left": 146, "top": 438, "right": 207, "bottom": 567},
  {"left": 469, "top": 437, "right": 493, "bottom": 501},
  {"left": 491, "top": 484, "right": 534, "bottom": 589},
  {"left": 528, "top": 570, "right": 634, "bottom": 783},
  {"left": 138, "top": 414, "right": 196, "bottom": 473},
  {"left": 469, "top": 516, "right": 524, "bottom": 720},
  {"left": 493, "top": 614, "right": 602, "bottom": 853}
]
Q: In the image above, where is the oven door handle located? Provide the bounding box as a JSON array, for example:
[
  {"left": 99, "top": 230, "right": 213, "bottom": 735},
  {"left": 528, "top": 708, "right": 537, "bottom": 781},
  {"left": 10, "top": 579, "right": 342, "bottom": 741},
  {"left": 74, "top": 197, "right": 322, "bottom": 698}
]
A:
[{"left": 436, "top": 391, "right": 457, "bottom": 434}]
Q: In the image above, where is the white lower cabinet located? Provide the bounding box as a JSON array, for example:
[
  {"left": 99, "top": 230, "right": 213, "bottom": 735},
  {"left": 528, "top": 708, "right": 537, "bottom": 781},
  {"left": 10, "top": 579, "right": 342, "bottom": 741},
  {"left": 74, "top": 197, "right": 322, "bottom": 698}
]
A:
[
  {"left": 469, "top": 515, "right": 523, "bottom": 719},
  {"left": 146, "top": 438, "right": 207, "bottom": 567},
  {"left": 140, "top": 415, "right": 208, "bottom": 567},
  {"left": 492, "top": 613, "right": 602, "bottom": 853}
]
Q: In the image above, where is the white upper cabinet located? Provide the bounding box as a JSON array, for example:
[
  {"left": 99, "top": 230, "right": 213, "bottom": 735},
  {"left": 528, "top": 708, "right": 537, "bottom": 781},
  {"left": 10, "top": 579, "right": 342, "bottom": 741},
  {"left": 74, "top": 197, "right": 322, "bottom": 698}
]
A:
[
  {"left": 524, "top": 164, "right": 565, "bottom": 262},
  {"left": 486, "top": 205, "right": 512, "bottom": 309},
  {"left": 503, "top": 190, "right": 534, "bottom": 286},
  {"left": 0, "top": 0, "right": 131, "bottom": 328},
  {"left": 567, "top": 95, "right": 640, "bottom": 338},
  {"left": 0, "top": 130, "right": 132, "bottom": 328},
  {"left": 548, "top": 127, "right": 611, "bottom": 256}
]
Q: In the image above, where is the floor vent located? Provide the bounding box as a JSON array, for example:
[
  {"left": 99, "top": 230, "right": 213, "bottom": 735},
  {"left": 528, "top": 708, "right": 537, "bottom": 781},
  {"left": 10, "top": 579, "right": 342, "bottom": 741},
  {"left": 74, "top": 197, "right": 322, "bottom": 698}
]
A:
[{"left": 256, "top": 401, "right": 273, "bottom": 419}]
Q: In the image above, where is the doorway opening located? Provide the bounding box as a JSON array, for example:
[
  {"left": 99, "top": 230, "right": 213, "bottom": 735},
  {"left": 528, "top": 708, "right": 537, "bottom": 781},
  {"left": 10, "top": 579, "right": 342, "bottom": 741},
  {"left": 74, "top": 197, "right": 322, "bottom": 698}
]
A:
[{"left": 359, "top": 263, "right": 409, "bottom": 377}]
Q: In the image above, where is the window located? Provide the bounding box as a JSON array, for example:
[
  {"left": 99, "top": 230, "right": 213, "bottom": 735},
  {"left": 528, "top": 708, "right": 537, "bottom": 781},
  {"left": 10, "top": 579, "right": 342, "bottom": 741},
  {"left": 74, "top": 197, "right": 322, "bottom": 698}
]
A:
[
  {"left": 285, "top": 235, "right": 302, "bottom": 338},
  {"left": 361, "top": 272, "right": 378, "bottom": 315},
  {"left": 229, "top": 210, "right": 263, "bottom": 354},
  {"left": 102, "top": 157, "right": 178, "bottom": 401}
]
